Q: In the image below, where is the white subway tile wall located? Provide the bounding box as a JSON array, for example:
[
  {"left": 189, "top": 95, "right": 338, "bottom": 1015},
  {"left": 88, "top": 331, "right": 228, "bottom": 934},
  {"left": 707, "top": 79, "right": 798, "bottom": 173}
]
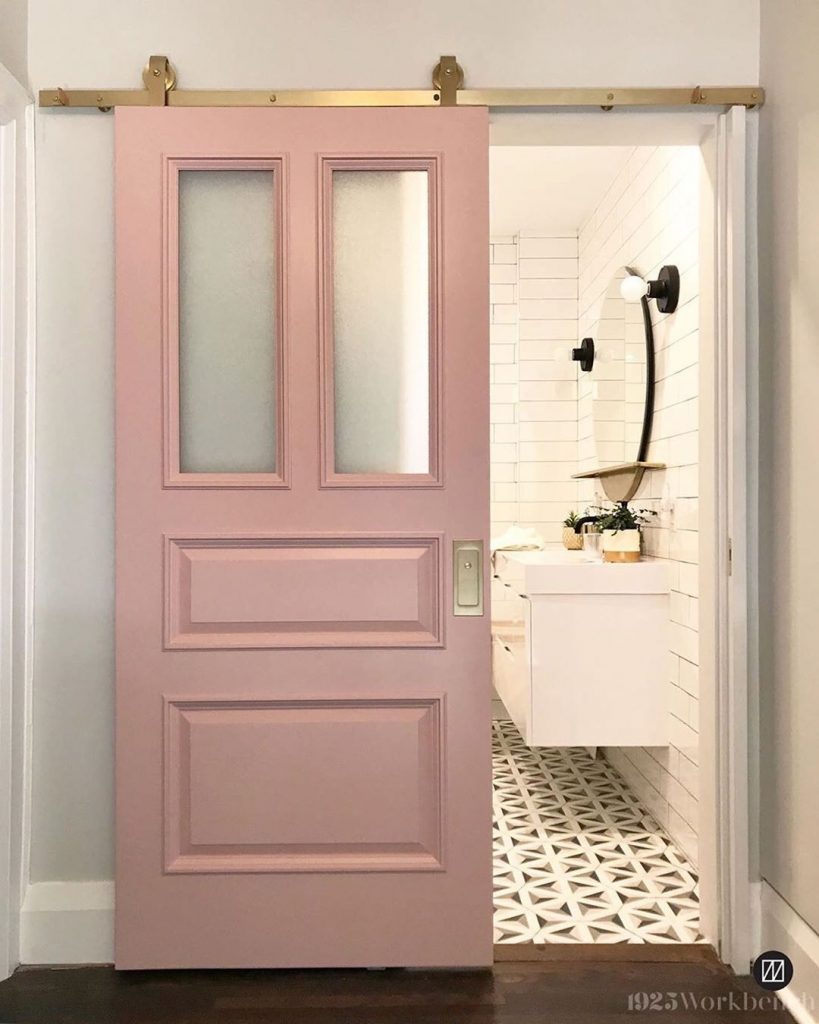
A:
[
  {"left": 490, "top": 233, "right": 580, "bottom": 545},
  {"left": 490, "top": 237, "right": 521, "bottom": 633},
  {"left": 488, "top": 146, "right": 701, "bottom": 866},
  {"left": 490, "top": 236, "right": 521, "bottom": 535},
  {"left": 578, "top": 146, "right": 701, "bottom": 866}
]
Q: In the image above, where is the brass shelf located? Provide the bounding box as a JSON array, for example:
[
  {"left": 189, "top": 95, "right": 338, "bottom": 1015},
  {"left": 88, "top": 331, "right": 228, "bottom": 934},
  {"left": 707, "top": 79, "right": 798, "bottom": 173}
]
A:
[
  {"left": 572, "top": 462, "right": 666, "bottom": 481},
  {"left": 572, "top": 462, "right": 666, "bottom": 502}
]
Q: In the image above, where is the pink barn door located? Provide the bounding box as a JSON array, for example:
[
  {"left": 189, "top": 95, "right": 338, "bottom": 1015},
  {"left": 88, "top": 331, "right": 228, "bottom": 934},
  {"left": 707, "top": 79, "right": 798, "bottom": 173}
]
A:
[{"left": 114, "top": 107, "right": 491, "bottom": 969}]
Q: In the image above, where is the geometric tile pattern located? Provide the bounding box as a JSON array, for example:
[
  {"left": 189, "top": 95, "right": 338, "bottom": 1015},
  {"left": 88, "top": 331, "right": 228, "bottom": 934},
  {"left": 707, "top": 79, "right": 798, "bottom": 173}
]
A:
[{"left": 493, "top": 720, "right": 703, "bottom": 944}]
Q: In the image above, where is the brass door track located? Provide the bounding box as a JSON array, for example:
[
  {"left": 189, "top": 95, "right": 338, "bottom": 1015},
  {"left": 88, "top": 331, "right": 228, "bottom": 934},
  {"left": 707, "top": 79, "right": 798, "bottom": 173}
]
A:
[{"left": 39, "top": 55, "right": 765, "bottom": 112}]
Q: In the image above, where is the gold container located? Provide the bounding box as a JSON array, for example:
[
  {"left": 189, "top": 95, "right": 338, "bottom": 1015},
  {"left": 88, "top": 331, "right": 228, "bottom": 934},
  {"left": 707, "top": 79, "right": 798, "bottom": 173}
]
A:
[{"left": 602, "top": 550, "right": 641, "bottom": 563}]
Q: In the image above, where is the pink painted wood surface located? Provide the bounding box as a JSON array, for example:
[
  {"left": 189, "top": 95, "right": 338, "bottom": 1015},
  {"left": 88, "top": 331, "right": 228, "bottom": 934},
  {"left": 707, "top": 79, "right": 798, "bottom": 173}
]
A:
[
  {"left": 115, "top": 107, "right": 490, "bottom": 970},
  {"left": 165, "top": 534, "right": 442, "bottom": 648},
  {"left": 164, "top": 697, "right": 442, "bottom": 874}
]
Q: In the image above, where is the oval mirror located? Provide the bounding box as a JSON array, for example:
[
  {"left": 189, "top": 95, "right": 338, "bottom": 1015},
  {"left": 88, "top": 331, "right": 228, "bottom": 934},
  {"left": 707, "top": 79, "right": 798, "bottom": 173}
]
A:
[{"left": 584, "top": 265, "right": 654, "bottom": 468}]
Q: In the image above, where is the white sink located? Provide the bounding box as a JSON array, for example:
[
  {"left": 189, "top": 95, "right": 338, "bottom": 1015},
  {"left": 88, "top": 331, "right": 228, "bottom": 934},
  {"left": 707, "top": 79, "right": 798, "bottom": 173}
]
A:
[
  {"left": 500, "top": 548, "right": 592, "bottom": 564},
  {"left": 493, "top": 546, "right": 668, "bottom": 595}
]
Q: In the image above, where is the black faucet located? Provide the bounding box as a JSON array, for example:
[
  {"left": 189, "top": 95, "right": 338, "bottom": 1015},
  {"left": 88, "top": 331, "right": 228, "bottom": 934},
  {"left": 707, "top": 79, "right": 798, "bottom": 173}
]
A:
[{"left": 573, "top": 514, "right": 600, "bottom": 534}]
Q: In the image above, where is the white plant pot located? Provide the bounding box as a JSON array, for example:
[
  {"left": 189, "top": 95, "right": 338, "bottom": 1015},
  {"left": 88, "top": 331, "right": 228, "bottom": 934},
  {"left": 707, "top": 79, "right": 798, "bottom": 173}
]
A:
[{"left": 601, "top": 528, "right": 641, "bottom": 563}]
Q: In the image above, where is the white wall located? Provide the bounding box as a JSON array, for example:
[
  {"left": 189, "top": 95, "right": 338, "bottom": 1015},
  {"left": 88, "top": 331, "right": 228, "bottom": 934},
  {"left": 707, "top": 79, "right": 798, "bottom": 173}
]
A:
[
  {"left": 0, "top": 0, "right": 28, "bottom": 86},
  {"left": 26, "top": 0, "right": 760, "bottom": 890},
  {"left": 577, "top": 147, "right": 702, "bottom": 866},
  {"left": 489, "top": 235, "right": 520, "bottom": 534},
  {"left": 758, "top": 2, "right": 819, "bottom": 1019},
  {"left": 490, "top": 233, "right": 579, "bottom": 544},
  {"left": 490, "top": 147, "right": 631, "bottom": 236}
]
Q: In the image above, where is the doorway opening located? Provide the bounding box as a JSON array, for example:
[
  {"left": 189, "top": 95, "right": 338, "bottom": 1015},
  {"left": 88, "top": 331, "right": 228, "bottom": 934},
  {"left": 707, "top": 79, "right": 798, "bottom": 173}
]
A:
[{"left": 488, "top": 141, "right": 707, "bottom": 946}]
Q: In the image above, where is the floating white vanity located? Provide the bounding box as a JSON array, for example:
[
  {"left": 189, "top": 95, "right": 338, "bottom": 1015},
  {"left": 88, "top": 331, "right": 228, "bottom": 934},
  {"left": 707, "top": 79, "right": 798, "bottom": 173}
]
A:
[{"left": 492, "top": 548, "right": 669, "bottom": 748}]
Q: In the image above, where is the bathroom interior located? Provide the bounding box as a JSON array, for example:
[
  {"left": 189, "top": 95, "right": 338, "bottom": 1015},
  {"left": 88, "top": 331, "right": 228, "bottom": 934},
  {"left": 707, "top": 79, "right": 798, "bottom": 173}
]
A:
[{"left": 489, "top": 143, "right": 702, "bottom": 945}]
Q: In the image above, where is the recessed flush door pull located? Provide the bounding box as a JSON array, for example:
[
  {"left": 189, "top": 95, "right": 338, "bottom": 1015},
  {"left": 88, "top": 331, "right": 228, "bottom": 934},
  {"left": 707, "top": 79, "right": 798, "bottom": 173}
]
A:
[{"left": 453, "top": 540, "right": 484, "bottom": 616}]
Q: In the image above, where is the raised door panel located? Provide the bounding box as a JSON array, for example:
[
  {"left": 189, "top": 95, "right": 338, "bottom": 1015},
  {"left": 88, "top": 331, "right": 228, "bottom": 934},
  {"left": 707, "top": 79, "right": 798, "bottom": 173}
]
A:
[
  {"left": 165, "top": 535, "right": 443, "bottom": 648},
  {"left": 164, "top": 697, "right": 443, "bottom": 873}
]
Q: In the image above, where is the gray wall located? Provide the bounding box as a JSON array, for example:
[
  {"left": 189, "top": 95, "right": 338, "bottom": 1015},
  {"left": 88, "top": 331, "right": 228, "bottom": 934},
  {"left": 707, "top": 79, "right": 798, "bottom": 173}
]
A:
[
  {"left": 0, "top": 0, "right": 27, "bottom": 85},
  {"left": 27, "top": 0, "right": 761, "bottom": 883},
  {"left": 759, "top": 0, "right": 819, "bottom": 934}
]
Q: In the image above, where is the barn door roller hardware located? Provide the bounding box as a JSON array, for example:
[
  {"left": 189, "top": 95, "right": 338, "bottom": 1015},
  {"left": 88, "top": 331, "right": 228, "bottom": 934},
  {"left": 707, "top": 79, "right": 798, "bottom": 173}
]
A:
[{"left": 39, "top": 55, "right": 765, "bottom": 111}]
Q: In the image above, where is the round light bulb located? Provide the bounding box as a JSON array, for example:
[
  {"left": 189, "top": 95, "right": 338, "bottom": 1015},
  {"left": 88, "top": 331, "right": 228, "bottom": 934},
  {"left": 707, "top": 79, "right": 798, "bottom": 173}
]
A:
[{"left": 620, "top": 275, "right": 649, "bottom": 302}]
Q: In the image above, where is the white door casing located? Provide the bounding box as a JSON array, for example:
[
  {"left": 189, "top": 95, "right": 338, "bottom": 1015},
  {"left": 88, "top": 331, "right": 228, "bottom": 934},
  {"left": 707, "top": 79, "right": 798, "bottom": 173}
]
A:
[{"left": 0, "top": 61, "right": 35, "bottom": 981}]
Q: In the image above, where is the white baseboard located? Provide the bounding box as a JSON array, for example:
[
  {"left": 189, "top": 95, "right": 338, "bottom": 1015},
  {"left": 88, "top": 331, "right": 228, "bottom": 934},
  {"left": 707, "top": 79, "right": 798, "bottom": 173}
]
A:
[
  {"left": 760, "top": 881, "right": 819, "bottom": 1024},
  {"left": 21, "top": 881, "right": 114, "bottom": 964}
]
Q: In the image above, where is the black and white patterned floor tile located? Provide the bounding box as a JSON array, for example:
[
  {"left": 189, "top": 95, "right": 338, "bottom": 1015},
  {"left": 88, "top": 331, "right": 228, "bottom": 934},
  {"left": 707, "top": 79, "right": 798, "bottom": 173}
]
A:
[{"left": 493, "top": 719, "right": 703, "bottom": 944}]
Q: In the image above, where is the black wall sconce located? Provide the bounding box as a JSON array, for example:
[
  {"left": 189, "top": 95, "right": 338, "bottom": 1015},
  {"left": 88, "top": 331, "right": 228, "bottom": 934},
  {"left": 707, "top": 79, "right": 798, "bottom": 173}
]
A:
[
  {"left": 572, "top": 336, "right": 595, "bottom": 372},
  {"left": 620, "top": 264, "right": 680, "bottom": 314}
]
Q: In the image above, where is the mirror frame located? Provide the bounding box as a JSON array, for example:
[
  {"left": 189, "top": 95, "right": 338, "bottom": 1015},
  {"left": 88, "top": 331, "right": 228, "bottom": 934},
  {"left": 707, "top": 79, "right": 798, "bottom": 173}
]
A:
[
  {"left": 572, "top": 264, "right": 664, "bottom": 502},
  {"left": 626, "top": 263, "right": 656, "bottom": 464}
]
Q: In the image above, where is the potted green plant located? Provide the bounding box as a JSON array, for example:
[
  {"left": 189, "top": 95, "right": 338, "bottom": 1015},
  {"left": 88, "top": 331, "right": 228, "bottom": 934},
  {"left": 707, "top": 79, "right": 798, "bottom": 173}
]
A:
[
  {"left": 562, "top": 511, "right": 584, "bottom": 550},
  {"left": 591, "top": 502, "right": 658, "bottom": 563}
]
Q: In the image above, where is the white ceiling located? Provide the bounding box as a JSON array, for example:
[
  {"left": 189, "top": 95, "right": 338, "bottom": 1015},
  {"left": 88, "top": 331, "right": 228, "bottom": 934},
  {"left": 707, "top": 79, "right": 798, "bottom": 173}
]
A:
[{"left": 490, "top": 146, "right": 634, "bottom": 236}]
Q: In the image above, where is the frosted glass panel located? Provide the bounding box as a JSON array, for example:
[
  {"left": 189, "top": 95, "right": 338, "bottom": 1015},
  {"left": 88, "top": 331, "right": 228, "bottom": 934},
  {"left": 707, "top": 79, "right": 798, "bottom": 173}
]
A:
[
  {"left": 332, "top": 170, "right": 430, "bottom": 475},
  {"left": 178, "top": 170, "right": 277, "bottom": 474}
]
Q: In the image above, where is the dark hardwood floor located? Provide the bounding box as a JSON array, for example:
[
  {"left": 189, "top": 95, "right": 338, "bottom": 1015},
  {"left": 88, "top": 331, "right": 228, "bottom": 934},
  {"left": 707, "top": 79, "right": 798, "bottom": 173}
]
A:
[{"left": 0, "top": 952, "right": 793, "bottom": 1023}]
